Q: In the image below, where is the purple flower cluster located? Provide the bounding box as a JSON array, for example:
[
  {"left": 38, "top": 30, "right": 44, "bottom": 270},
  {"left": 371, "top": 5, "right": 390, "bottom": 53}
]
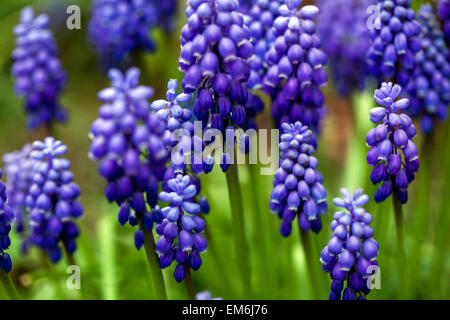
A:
[
  {"left": 405, "top": 4, "right": 450, "bottom": 134},
  {"left": 155, "top": 0, "right": 178, "bottom": 32},
  {"left": 89, "top": 68, "right": 168, "bottom": 246},
  {"left": 88, "top": 0, "right": 158, "bottom": 68},
  {"left": 155, "top": 174, "right": 207, "bottom": 282},
  {"left": 244, "top": 0, "right": 284, "bottom": 90},
  {"left": 0, "top": 170, "right": 14, "bottom": 273},
  {"left": 437, "top": 0, "right": 450, "bottom": 43},
  {"left": 317, "top": 0, "right": 373, "bottom": 96},
  {"left": 321, "top": 188, "right": 379, "bottom": 300},
  {"left": 366, "top": 82, "right": 419, "bottom": 204},
  {"left": 152, "top": 79, "right": 211, "bottom": 281},
  {"left": 2, "top": 144, "right": 35, "bottom": 235},
  {"left": 179, "top": 0, "right": 262, "bottom": 131},
  {"left": 12, "top": 7, "right": 67, "bottom": 130},
  {"left": 261, "top": 1, "right": 328, "bottom": 133},
  {"left": 269, "top": 122, "right": 327, "bottom": 236},
  {"left": 366, "top": 0, "right": 422, "bottom": 85},
  {"left": 25, "top": 138, "right": 83, "bottom": 262}
]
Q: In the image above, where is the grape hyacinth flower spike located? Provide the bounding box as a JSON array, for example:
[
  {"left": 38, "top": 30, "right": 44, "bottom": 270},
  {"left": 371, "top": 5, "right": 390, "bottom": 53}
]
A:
[
  {"left": 366, "top": 0, "right": 423, "bottom": 85},
  {"left": 89, "top": 67, "right": 168, "bottom": 244},
  {"left": 366, "top": 82, "right": 419, "bottom": 204},
  {"left": 155, "top": 174, "right": 207, "bottom": 283},
  {"left": 269, "top": 121, "right": 327, "bottom": 236},
  {"left": 0, "top": 170, "right": 14, "bottom": 273},
  {"left": 406, "top": 4, "right": 450, "bottom": 134},
  {"left": 12, "top": 7, "right": 67, "bottom": 130},
  {"left": 25, "top": 138, "right": 83, "bottom": 263},
  {"left": 88, "top": 0, "right": 158, "bottom": 68},
  {"left": 260, "top": 1, "right": 328, "bottom": 133},
  {"left": 2, "top": 144, "right": 35, "bottom": 245},
  {"left": 179, "top": 0, "right": 262, "bottom": 132},
  {"left": 244, "top": 0, "right": 284, "bottom": 90},
  {"left": 321, "top": 188, "right": 379, "bottom": 300}
]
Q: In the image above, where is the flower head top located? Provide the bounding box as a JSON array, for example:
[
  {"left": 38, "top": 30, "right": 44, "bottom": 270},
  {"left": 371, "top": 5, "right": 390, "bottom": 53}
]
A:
[
  {"left": 179, "top": 0, "right": 262, "bottom": 132},
  {"left": 366, "top": 0, "right": 423, "bottom": 84},
  {"left": 89, "top": 68, "right": 168, "bottom": 248},
  {"left": 88, "top": 0, "right": 158, "bottom": 68},
  {"left": 151, "top": 79, "right": 193, "bottom": 133},
  {"left": 366, "top": 82, "right": 419, "bottom": 204},
  {"left": 317, "top": 0, "right": 373, "bottom": 95},
  {"left": 321, "top": 188, "right": 379, "bottom": 300},
  {"left": 2, "top": 144, "right": 35, "bottom": 235},
  {"left": 155, "top": 174, "right": 207, "bottom": 282},
  {"left": 12, "top": 7, "right": 67, "bottom": 129},
  {"left": 24, "top": 138, "right": 83, "bottom": 263},
  {"left": 0, "top": 170, "right": 14, "bottom": 273},
  {"left": 405, "top": 4, "right": 450, "bottom": 134},
  {"left": 261, "top": 1, "right": 328, "bottom": 132},
  {"left": 269, "top": 121, "right": 327, "bottom": 236}
]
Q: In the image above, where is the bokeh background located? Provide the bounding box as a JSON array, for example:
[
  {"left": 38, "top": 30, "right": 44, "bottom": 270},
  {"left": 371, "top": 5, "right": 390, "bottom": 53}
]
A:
[{"left": 0, "top": 0, "right": 448, "bottom": 300}]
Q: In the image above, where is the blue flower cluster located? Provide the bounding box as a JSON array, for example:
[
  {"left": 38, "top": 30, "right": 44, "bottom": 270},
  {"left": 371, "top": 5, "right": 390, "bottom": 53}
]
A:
[
  {"left": 366, "top": 82, "right": 419, "bottom": 204},
  {"left": 88, "top": 0, "right": 158, "bottom": 68},
  {"left": 405, "top": 4, "right": 450, "bottom": 134},
  {"left": 154, "top": 0, "right": 178, "bottom": 32},
  {"left": 0, "top": 170, "right": 14, "bottom": 273},
  {"left": 261, "top": 1, "right": 328, "bottom": 133},
  {"left": 366, "top": 0, "right": 422, "bottom": 85},
  {"left": 269, "top": 122, "right": 327, "bottom": 236},
  {"left": 12, "top": 7, "right": 67, "bottom": 130},
  {"left": 155, "top": 174, "right": 207, "bottom": 282},
  {"left": 437, "top": 0, "right": 450, "bottom": 43},
  {"left": 317, "top": 0, "right": 373, "bottom": 96},
  {"left": 89, "top": 68, "right": 168, "bottom": 246},
  {"left": 2, "top": 144, "right": 35, "bottom": 236},
  {"left": 25, "top": 138, "right": 83, "bottom": 262},
  {"left": 179, "top": 0, "right": 262, "bottom": 131},
  {"left": 321, "top": 188, "right": 379, "bottom": 300},
  {"left": 244, "top": 0, "right": 284, "bottom": 90}
]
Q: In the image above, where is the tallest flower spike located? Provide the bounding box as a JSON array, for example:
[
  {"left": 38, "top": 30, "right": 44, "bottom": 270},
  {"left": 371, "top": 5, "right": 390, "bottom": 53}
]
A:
[
  {"left": 12, "top": 7, "right": 67, "bottom": 130},
  {"left": 366, "top": 82, "right": 419, "bottom": 204},
  {"left": 179, "top": 0, "right": 262, "bottom": 131}
]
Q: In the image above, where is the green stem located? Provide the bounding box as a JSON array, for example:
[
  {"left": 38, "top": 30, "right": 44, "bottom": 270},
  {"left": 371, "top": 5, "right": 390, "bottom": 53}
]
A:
[
  {"left": 225, "top": 162, "right": 251, "bottom": 298},
  {"left": 299, "top": 229, "right": 323, "bottom": 300},
  {"left": 392, "top": 193, "right": 406, "bottom": 299},
  {"left": 247, "top": 164, "right": 274, "bottom": 291},
  {"left": 185, "top": 268, "right": 195, "bottom": 300},
  {"left": 137, "top": 217, "right": 167, "bottom": 300},
  {"left": 0, "top": 270, "right": 20, "bottom": 300}
]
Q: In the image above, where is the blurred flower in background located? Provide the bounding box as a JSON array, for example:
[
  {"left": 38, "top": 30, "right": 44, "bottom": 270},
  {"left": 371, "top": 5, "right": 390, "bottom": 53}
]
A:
[
  {"left": 88, "top": 0, "right": 158, "bottom": 68},
  {"left": 317, "top": 0, "right": 375, "bottom": 96},
  {"left": 11, "top": 7, "right": 68, "bottom": 130},
  {"left": 25, "top": 137, "right": 83, "bottom": 262},
  {"left": 2, "top": 145, "right": 35, "bottom": 241},
  {"left": 0, "top": 170, "right": 14, "bottom": 273}
]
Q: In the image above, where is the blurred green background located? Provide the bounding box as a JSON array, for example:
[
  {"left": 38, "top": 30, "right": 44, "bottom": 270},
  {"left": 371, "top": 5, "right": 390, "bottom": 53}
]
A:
[{"left": 0, "top": 0, "right": 448, "bottom": 300}]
